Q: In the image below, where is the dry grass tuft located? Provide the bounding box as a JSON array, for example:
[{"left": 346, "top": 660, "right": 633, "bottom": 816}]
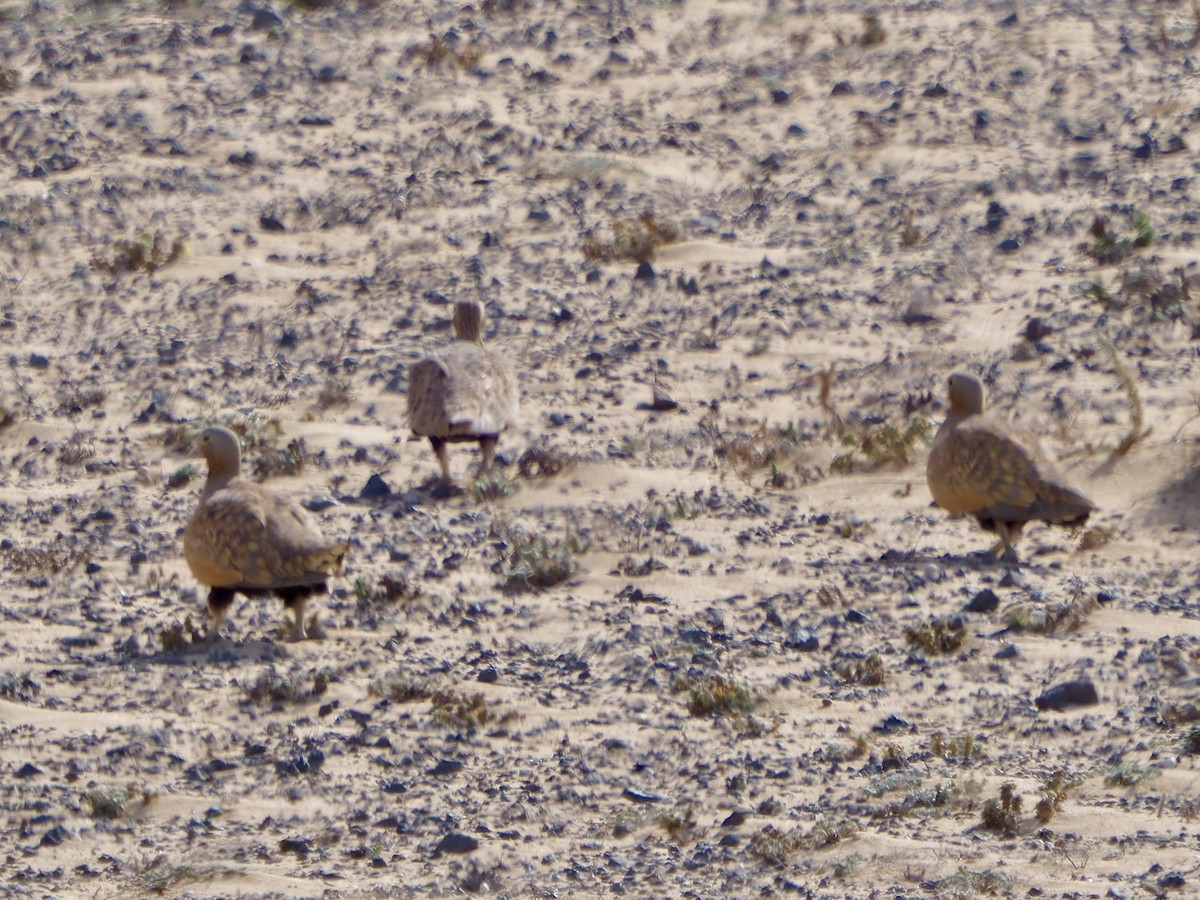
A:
[
  {"left": 93, "top": 231, "right": 186, "bottom": 275},
  {"left": 582, "top": 212, "right": 680, "bottom": 264}
]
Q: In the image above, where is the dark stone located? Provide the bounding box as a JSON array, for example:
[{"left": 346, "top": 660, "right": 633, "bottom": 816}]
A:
[
  {"left": 997, "top": 237, "right": 1021, "bottom": 253},
  {"left": 28, "top": 353, "right": 50, "bottom": 369},
  {"left": 634, "top": 261, "right": 655, "bottom": 281},
  {"left": 14, "top": 763, "right": 42, "bottom": 779},
  {"left": 477, "top": 667, "right": 499, "bottom": 684},
  {"left": 844, "top": 608, "right": 869, "bottom": 624},
  {"left": 964, "top": 588, "right": 999, "bottom": 613},
  {"left": 433, "top": 832, "right": 479, "bottom": 855},
  {"left": 831, "top": 80, "right": 854, "bottom": 95},
  {"left": 259, "top": 212, "right": 285, "bottom": 232},
  {"left": 279, "top": 837, "right": 311, "bottom": 857},
  {"left": 360, "top": 473, "right": 391, "bottom": 500},
  {"left": 40, "top": 825, "right": 70, "bottom": 847},
  {"left": 721, "top": 810, "right": 749, "bottom": 828},
  {"left": 994, "top": 644, "right": 1019, "bottom": 660},
  {"left": 622, "top": 787, "right": 664, "bottom": 803},
  {"left": 250, "top": 7, "right": 283, "bottom": 30},
  {"left": 1035, "top": 679, "right": 1099, "bottom": 712},
  {"left": 428, "top": 758, "right": 464, "bottom": 777},
  {"left": 783, "top": 627, "right": 819, "bottom": 652},
  {"left": 874, "top": 714, "right": 911, "bottom": 733},
  {"left": 1023, "top": 317, "right": 1053, "bottom": 342}
]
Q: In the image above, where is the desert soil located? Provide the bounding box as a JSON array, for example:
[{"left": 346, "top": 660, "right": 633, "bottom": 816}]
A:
[{"left": 2, "top": 0, "right": 1200, "bottom": 897}]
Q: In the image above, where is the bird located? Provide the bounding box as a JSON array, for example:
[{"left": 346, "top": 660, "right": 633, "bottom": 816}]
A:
[
  {"left": 407, "top": 299, "right": 519, "bottom": 484},
  {"left": 926, "top": 372, "right": 1096, "bottom": 563},
  {"left": 183, "top": 426, "right": 348, "bottom": 641}
]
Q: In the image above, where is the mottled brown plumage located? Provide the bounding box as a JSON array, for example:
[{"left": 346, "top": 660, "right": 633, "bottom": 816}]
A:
[
  {"left": 184, "top": 426, "right": 348, "bottom": 641},
  {"left": 407, "top": 300, "right": 519, "bottom": 483},
  {"left": 926, "top": 373, "right": 1096, "bottom": 563}
]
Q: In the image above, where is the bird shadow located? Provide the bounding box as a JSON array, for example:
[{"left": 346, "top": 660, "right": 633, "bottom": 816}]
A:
[{"left": 141, "top": 636, "right": 291, "bottom": 666}]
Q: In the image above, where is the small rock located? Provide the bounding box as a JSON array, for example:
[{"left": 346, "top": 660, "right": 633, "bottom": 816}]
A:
[
  {"left": 360, "top": 474, "right": 391, "bottom": 500},
  {"left": 279, "top": 837, "right": 311, "bottom": 857},
  {"left": 428, "top": 759, "right": 464, "bottom": 777},
  {"left": 622, "top": 787, "right": 664, "bottom": 803},
  {"left": 721, "top": 810, "right": 749, "bottom": 828},
  {"left": 634, "top": 261, "right": 655, "bottom": 281},
  {"left": 28, "top": 353, "right": 50, "bottom": 369},
  {"left": 477, "top": 667, "right": 499, "bottom": 684},
  {"left": 14, "top": 763, "right": 42, "bottom": 779},
  {"left": 964, "top": 588, "right": 999, "bottom": 613},
  {"left": 433, "top": 832, "right": 479, "bottom": 855},
  {"left": 1035, "top": 679, "right": 1099, "bottom": 712},
  {"left": 783, "top": 627, "right": 819, "bottom": 652}
]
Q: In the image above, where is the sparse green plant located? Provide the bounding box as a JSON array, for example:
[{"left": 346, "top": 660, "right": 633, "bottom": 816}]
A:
[
  {"left": 0, "top": 672, "right": 39, "bottom": 702},
  {"left": 93, "top": 231, "right": 186, "bottom": 275},
  {"left": 930, "top": 732, "right": 981, "bottom": 761},
  {"left": 369, "top": 673, "right": 433, "bottom": 703},
  {"left": 1005, "top": 591, "right": 1097, "bottom": 634},
  {"left": 832, "top": 852, "right": 864, "bottom": 878},
  {"left": 252, "top": 437, "right": 308, "bottom": 479},
  {"left": 678, "top": 674, "right": 759, "bottom": 718},
  {"left": 1035, "top": 770, "right": 1079, "bottom": 823},
  {"left": 85, "top": 786, "right": 151, "bottom": 820},
  {"left": 243, "top": 665, "right": 331, "bottom": 704},
  {"left": 831, "top": 417, "right": 930, "bottom": 473},
  {"left": 4, "top": 542, "right": 85, "bottom": 574},
  {"left": 824, "top": 736, "right": 869, "bottom": 762},
  {"left": 582, "top": 212, "right": 680, "bottom": 264},
  {"left": 353, "top": 576, "right": 373, "bottom": 602},
  {"left": 748, "top": 824, "right": 805, "bottom": 867},
  {"left": 472, "top": 468, "right": 518, "bottom": 501},
  {"left": 517, "top": 444, "right": 575, "bottom": 478},
  {"left": 166, "top": 464, "right": 197, "bottom": 489},
  {"left": 865, "top": 770, "right": 922, "bottom": 796},
  {"left": 904, "top": 616, "right": 966, "bottom": 655},
  {"left": 158, "top": 617, "right": 202, "bottom": 652},
  {"left": 1084, "top": 212, "right": 1155, "bottom": 265},
  {"left": 493, "top": 520, "right": 581, "bottom": 590},
  {"left": 614, "top": 555, "right": 668, "bottom": 577},
  {"left": 700, "top": 413, "right": 816, "bottom": 484},
  {"left": 655, "top": 805, "right": 698, "bottom": 842},
  {"left": 1080, "top": 277, "right": 1117, "bottom": 309},
  {"left": 980, "top": 781, "right": 1022, "bottom": 834},
  {"left": 59, "top": 433, "right": 96, "bottom": 465},
  {"left": 1105, "top": 762, "right": 1155, "bottom": 787},
  {"left": 832, "top": 651, "right": 886, "bottom": 685},
  {"left": 747, "top": 338, "right": 770, "bottom": 357},
  {"left": 429, "top": 688, "right": 493, "bottom": 729},
  {"left": 316, "top": 374, "right": 354, "bottom": 410},
  {"left": 1133, "top": 211, "right": 1157, "bottom": 247},
  {"left": 932, "top": 868, "right": 1014, "bottom": 894}
]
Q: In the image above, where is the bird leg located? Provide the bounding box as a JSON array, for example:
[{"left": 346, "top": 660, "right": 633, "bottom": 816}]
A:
[
  {"left": 477, "top": 435, "right": 498, "bottom": 477},
  {"left": 992, "top": 521, "right": 1022, "bottom": 565},
  {"left": 207, "top": 587, "right": 235, "bottom": 642},
  {"left": 429, "top": 436, "right": 451, "bottom": 483},
  {"left": 287, "top": 597, "right": 308, "bottom": 642}
]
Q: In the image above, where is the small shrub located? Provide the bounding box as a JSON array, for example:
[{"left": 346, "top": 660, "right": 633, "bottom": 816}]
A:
[
  {"left": 4, "top": 543, "right": 85, "bottom": 574},
  {"left": 0, "top": 672, "right": 39, "bottom": 702},
  {"left": 832, "top": 651, "right": 885, "bottom": 686},
  {"left": 748, "top": 825, "right": 805, "bottom": 867},
  {"left": 823, "top": 736, "right": 868, "bottom": 762},
  {"left": 582, "top": 212, "right": 680, "bottom": 264},
  {"left": 904, "top": 616, "right": 966, "bottom": 655},
  {"left": 930, "top": 732, "right": 981, "bottom": 761},
  {"left": 369, "top": 674, "right": 433, "bottom": 703},
  {"left": 430, "top": 688, "right": 492, "bottom": 729},
  {"left": 655, "top": 806, "right": 698, "bottom": 842},
  {"left": 93, "top": 231, "right": 186, "bottom": 275},
  {"left": 1105, "top": 762, "right": 1155, "bottom": 787},
  {"left": 243, "top": 665, "right": 331, "bottom": 704},
  {"left": 858, "top": 13, "right": 886, "bottom": 46},
  {"left": 831, "top": 417, "right": 930, "bottom": 473},
  {"left": 493, "top": 520, "right": 581, "bottom": 590},
  {"left": 1183, "top": 725, "right": 1200, "bottom": 755},
  {"left": 980, "top": 781, "right": 1021, "bottom": 835},
  {"left": 679, "top": 674, "right": 759, "bottom": 718},
  {"left": 158, "top": 618, "right": 202, "bottom": 652},
  {"left": 472, "top": 468, "right": 518, "bottom": 501},
  {"left": 1034, "top": 770, "right": 1079, "bottom": 824},
  {"left": 0, "top": 61, "right": 18, "bottom": 93},
  {"left": 167, "top": 464, "right": 197, "bottom": 489},
  {"left": 85, "top": 786, "right": 151, "bottom": 820},
  {"left": 1005, "top": 593, "right": 1097, "bottom": 634}
]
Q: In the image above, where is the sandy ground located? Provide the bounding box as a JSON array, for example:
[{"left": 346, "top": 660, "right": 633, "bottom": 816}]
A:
[{"left": 2, "top": 0, "right": 1200, "bottom": 897}]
